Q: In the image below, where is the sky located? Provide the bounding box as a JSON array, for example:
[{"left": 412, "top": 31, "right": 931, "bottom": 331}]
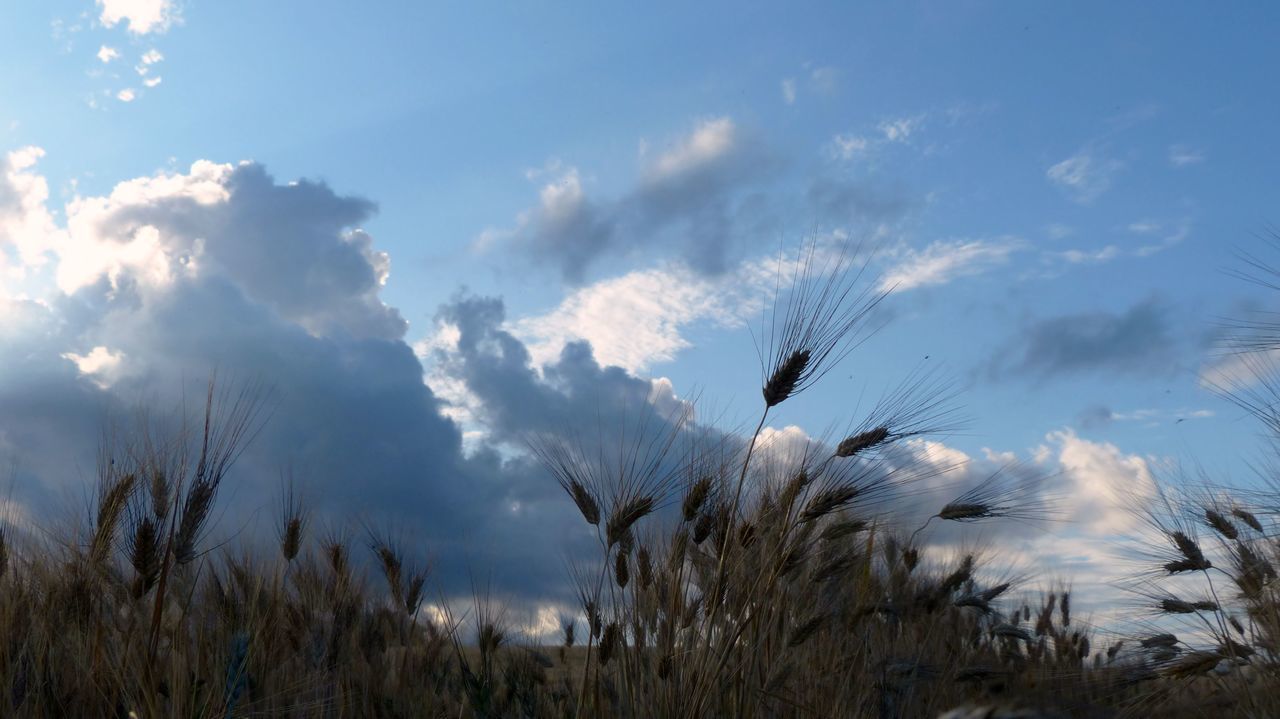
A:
[{"left": 1, "top": 1, "right": 1279, "bottom": 630}]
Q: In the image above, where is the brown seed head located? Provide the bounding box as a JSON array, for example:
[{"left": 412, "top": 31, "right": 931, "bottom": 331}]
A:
[
  {"left": 763, "top": 349, "right": 810, "bottom": 407},
  {"left": 599, "top": 623, "right": 620, "bottom": 665},
  {"left": 281, "top": 517, "right": 303, "bottom": 562},
  {"left": 835, "top": 426, "right": 890, "bottom": 457},
  {"left": 1205, "top": 509, "right": 1239, "bottom": 540},
  {"left": 800, "top": 485, "right": 860, "bottom": 523},
  {"left": 614, "top": 551, "right": 629, "bottom": 589},
  {"left": 569, "top": 480, "right": 601, "bottom": 526},
  {"left": 1232, "top": 508, "right": 1263, "bottom": 532},
  {"left": 682, "top": 476, "right": 712, "bottom": 523},
  {"left": 607, "top": 496, "right": 654, "bottom": 547},
  {"left": 938, "top": 503, "right": 991, "bottom": 522}
]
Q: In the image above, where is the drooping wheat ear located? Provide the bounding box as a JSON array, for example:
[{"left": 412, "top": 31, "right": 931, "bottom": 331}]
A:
[
  {"left": 1159, "top": 598, "right": 1201, "bottom": 614},
  {"left": 1204, "top": 508, "right": 1239, "bottom": 540},
  {"left": 90, "top": 471, "right": 138, "bottom": 567},
  {"left": 939, "top": 555, "right": 975, "bottom": 593},
  {"left": 561, "top": 617, "right": 576, "bottom": 648},
  {"left": 757, "top": 237, "right": 889, "bottom": 410},
  {"left": 992, "top": 624, "right": 1034, "bottom": 643},
  {"left": 932, "top": 464, "right": 1056, "bottom": 529},
  {"left": 1227, "top": 614, "right": 1245, "bottom": 636},
  {"left": 1232, "top": 541, "right": 1277, "bottom": 598},
  {"left": 173, "top": 477, "right": 215, "bottom": 565},
  {"left": 127, "top": 515, "right": 161, "bottom": 598},
  {"left": 835, "top": 426, "right": 889, "bottom": 457},
  {"left": 614, "top": 552, "right": 629, "bottom": 589},
  {"left": 820, "top": 518, "right": 867, "bottom": 542},
  {"left": 323, "top": 532, "right": 349, "bottom": 581},
  {"left": 681, "top": 476, "right": 712, "bottom": 522},
  {"left": 834, "top": 364, "right": 967, "bottom": 459},
  {"left": 281, "top": 517, "right": 303, "bottom": 562},
  {"left": 763, "top": 350, "right": 810, "bottom": 407},
  {"left": 902, "top": 547, "right": 919, "bottom": 572},
  {"left": 1167, "top": 531, "right": 1210, "bottom": 572},
  {"left": 403, "top": 568, "right": 427, "bottom": 614},
  {"left": 669, "top": 528, "right": 689, "bottom": 568},
  {"left": 1163, "top": 651, "right": 1224, "bottom": 679},
  {"left": 799, "top": 485, "right": 860, "bottom": 523},
  {"left": 277, "top": 474, "right": 308, "bottom": 562},
  {"left": 636, "top": 546, "right": 653, "bottom": 588},
  {"left": 148, "top": 468, "right": 170, "bottom": 521},
  {"left": 370, "top": 538, "right": 405, "bottom": 609},
  {"left": 787, "top": 614, "right": 827, "bottom": 648},
  {"left": 527, "top": 435, "right": 601, "bottom": 526},
  {"left": 937, "top": 503, "right": 987, "bottom": 521},
  {"left": 598, "top": 622, "right": 620, "bottom": 665},
  {"left": 606, "top": 495, "right": 654, "bottom": 547},
  {"left": 955, "top": 581, "right": 1011, "bottom": 613},
  {"left": 1232, "top": 507, "right": 1263, "bottom": 532},
  {"left": 478, "top": 621, "right": 504, "bottom": 655},
  {"left": 570, "top": 480, "right": 601, "bottom": 526},
  {"left": 172, "top": 378, "right": 272, "bottom": 566},
  {"left": 692, "top": 510, "right": 714, "bottom": 545},
  {"left": 1140, "top": 633, "right": 1178, "bottom": 649}
]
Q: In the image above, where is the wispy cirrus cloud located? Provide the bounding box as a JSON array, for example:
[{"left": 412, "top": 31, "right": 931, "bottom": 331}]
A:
[
  {"left": 1168, "top": 144, "right": 1205, "bottom": 167},
  {"left": 1046, "top": 150, "right": 1123, "bottom": 204},
  {"left": 878, "top": 237, "right": 1023, "bottom": 292}
]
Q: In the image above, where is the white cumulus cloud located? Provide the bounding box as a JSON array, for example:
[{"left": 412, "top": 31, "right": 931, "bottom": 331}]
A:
[{"left": 97, "top": 0, "right": 176, "bottom": 35}]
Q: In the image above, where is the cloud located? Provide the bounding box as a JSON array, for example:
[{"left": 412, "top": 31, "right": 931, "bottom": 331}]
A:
[
  {"left": 1046, "top": 151, "right": 1122, "bottom": 203},
  {"left": 96, "top": 45, "right": 120, "bottom": 63},
  {"left": 1040, "top": 429, "right": 1155, "bottom": 534},
  {"left": 1051, "top": 245, "right": 1119, "bottom": 265},
  {"left": 878, "top": 237, "right": 1022, "bottom": 291},
  {"left": 0, "top": 149, "right": 785, "bottom": 601},
  {"left": 995, "top": 299, "right": 1180, "bottom": 378},
  {"left": 780, "top": 78, "right": 796, "bottom": 105},
  {"left": 0, "top": 150, "right": 623, "bottom": 600},
  {"left": 510, "top": 259, "right": 771, "bottom": 373},
  {"left": 486, "top": 117, "right": 776, "bottom": 281},
  {"left": 1075, "top": 405, "right": 1214, "bottom": 430},
  {"left": 828, "top": 134, "right": 869, "bottom": 161},
  {"left": 135, "top": 48, "right": 163, "bottom": 77},
  {"left": 97, "top": 0, "right": 176, "bottom": 35},
  {"left": 116, "top": 88, "right": 136, "bottom": 102},
  {"left": 0, "top": 147, "right": 66, "bottom": 276},
  {"left": 808, "top": 65, "right": 839, "bottom": 94},
  {"left": 878, "top": 115, "right": 924, "bottom": 144},
  {"left": 1168, "top": 144, "right": 1205, "bottom": 167}
]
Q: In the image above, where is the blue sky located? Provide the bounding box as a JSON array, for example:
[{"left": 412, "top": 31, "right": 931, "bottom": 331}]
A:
[{"left": 2, "top": 1, "right": 1279, "bottom": 617}]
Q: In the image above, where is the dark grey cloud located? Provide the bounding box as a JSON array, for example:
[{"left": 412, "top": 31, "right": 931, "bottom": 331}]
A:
[
  {"left": 503, "top": 120, "right": 923, "bottom": 284},
  {"left": 513, "top": 124, "right": 776, "bottom": 282},
  {"left": 1076, "top": 404, "right": 1114, "bottom": 429},
  {"left": 0, "top": 157, "right": 712, "bottom": 602},
  {"left": 806, "top": 176, "right": 916, "bottom": 224},
  {"left": 992, "top": 299, "right": 1180, "bottom": 379},
  {"left": 435, "top": 293, "right": 668, "bottom": 443}
]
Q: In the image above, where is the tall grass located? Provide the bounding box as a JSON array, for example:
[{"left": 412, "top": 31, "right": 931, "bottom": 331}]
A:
[{"left": 0, "top": 239, "right": 1278, "bottom": 716}]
